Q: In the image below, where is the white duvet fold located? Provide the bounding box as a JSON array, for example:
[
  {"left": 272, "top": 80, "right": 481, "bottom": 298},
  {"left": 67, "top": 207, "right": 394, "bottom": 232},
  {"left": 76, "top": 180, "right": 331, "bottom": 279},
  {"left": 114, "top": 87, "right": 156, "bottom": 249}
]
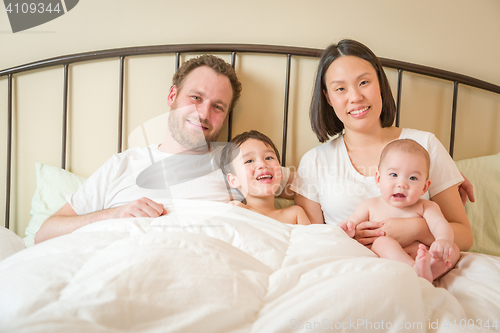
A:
[{"left": 1, "top": 200, "right": 499, "bottom": 333}]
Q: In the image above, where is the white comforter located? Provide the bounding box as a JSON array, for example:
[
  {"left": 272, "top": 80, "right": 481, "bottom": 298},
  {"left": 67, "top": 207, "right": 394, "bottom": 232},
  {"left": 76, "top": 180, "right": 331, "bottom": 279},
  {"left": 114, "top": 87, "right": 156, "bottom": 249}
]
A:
[{"left": 1, "top": 200, "right": 499, "bottom": 333}]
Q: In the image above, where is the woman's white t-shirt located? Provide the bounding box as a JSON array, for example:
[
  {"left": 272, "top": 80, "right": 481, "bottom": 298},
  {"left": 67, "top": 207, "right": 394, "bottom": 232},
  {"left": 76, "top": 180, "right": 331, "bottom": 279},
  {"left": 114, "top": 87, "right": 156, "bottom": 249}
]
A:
[{"left": 290, "top": 128, "right": 463, "bottom": 225}]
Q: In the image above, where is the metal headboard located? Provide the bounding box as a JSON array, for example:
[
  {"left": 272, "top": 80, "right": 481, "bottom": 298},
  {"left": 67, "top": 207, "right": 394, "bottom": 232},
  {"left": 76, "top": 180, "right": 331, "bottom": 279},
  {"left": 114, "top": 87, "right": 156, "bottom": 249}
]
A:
[{"left": 2, "top": 43, "right": 500, "bottom": 229}]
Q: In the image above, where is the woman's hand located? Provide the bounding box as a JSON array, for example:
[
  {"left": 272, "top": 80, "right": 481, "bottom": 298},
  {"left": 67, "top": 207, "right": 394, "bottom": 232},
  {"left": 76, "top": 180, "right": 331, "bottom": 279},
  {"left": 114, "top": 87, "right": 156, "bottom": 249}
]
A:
[
  {"left": 458, "top": 173, "right": 475, "bottom": 205},
  {"left": 354, "top": 221, "right": 385, "bottom": 247},
  {"left": 355, "top": 217, "right": 433, "bottom": 248},
  {"left": 379, "top": 217, "right": 433, "bottom": 248}
]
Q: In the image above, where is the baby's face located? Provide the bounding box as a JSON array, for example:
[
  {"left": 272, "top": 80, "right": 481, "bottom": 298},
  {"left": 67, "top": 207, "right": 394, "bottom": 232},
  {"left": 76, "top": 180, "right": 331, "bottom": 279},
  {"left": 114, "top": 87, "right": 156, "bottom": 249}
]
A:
[
  {"left": 227, "top": 139, "right": 282, "bottom": 197},
  {"left": 376, "top": 150, "right": 430, "bottom": 208}
]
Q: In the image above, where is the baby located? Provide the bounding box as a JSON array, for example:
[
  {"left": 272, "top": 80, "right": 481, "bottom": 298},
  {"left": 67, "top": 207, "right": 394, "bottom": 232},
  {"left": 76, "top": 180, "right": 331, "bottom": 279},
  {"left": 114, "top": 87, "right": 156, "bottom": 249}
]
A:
[
  {"left": 339, "top": 139, "right": 458, "bottom": 282},
  {"left": 220, "top": 130, "right": 310, "bottom": 225}
]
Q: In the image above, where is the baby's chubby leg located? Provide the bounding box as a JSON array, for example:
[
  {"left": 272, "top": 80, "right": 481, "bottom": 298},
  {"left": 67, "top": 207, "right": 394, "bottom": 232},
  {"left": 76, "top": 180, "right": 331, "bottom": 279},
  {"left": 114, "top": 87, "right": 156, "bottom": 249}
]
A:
[
  {"left": 371, "top": 236, "right": 415, "bottom": 267},
  {"left": 402, "top": 241, "right": 421, "bottom": 258},
  {"left": 373, "top": 237, "right": 433, "bottom": 282}
]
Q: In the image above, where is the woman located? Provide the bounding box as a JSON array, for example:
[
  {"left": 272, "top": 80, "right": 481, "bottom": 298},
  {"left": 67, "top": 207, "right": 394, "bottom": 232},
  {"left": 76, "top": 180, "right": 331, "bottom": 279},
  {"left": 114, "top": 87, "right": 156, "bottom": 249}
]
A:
[{"left": 291, "top": 39, "right": 473, "bottom": 253}]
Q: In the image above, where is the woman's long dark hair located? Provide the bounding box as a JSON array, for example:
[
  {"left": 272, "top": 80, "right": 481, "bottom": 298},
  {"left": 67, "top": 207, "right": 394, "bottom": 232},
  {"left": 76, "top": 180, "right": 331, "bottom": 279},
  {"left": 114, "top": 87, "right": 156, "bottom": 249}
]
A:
[{"left": 310, "top": 39, "right": 396, "bottom": 143}]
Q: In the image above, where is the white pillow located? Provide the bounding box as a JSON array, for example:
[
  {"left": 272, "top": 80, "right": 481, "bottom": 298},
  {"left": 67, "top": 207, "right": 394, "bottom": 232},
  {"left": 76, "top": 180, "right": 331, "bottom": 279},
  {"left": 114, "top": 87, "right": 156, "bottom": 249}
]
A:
[
  {"left": 24, "top": 163, "right": 87, "bottom": 247},
  {"left": 456, "top": 153, "right": 500, "bottom": 257},
  {"left": 0, "top": 226, "right": 25, "bottom": 261}
]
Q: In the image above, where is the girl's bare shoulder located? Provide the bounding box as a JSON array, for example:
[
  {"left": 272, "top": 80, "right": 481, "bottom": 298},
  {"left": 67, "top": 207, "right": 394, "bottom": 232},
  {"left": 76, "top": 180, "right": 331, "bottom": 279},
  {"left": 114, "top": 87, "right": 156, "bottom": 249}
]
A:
[{"left": 228, "top": 200, "right": 247, "bottom": 208}]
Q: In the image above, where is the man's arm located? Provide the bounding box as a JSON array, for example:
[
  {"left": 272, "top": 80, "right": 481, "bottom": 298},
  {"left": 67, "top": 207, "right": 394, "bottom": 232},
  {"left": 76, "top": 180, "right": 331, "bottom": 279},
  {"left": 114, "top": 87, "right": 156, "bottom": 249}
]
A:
[{"left": 34, "top": 198, "right": 167, "bottom": 244}]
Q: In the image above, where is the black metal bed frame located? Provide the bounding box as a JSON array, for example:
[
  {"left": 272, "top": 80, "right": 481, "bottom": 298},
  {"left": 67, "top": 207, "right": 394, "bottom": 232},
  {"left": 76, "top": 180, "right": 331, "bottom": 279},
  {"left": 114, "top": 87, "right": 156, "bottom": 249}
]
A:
[{"left": 2, "top": 43, "right": 500, "bottom": 229}]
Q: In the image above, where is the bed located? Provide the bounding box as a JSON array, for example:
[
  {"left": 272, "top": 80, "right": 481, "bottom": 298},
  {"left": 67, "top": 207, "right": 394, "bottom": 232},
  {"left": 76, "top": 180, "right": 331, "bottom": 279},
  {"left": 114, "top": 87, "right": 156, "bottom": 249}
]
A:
[{"left": 0, "top": 44, "right": 499, "bottom": 332}]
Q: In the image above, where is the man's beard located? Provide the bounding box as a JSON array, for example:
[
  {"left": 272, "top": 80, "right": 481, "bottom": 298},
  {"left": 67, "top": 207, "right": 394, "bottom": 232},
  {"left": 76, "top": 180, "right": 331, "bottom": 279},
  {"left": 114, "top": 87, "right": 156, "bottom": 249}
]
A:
[{"left": 168, "top": 103, "right": 222, "bottom": 150}]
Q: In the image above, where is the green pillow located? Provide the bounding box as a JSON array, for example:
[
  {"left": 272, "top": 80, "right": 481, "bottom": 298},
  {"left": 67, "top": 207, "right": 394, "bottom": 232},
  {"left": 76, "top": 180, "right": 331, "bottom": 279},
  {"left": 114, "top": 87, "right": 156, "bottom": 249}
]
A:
[
  {"left": 24, "top": 163, "right": 86, "bottom": 247},
  {"left": 274, "top": 197, "right": 294, "bottom": 209},
  {"left": 456, "top": 153, "right": 500, "bottom": 256}
]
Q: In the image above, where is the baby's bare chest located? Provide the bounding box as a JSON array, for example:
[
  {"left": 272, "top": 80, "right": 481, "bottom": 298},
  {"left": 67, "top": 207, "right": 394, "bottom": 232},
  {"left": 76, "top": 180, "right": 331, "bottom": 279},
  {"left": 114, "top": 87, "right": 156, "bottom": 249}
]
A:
[{"left": 369, "top": 202, "right": 424, "bottom": 222}]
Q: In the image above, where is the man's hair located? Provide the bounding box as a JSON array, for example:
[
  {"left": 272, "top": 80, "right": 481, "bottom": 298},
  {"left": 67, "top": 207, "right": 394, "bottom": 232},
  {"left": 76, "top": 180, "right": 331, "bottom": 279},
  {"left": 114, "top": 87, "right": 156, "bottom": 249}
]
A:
[
  {"left": 310, "top": 39, "right": 396, "bottom": 143},
  {"left": 379, "top": 139, "right": 431, "bottom": 178},
  {"left": 220, "top": 130, "right": 281, "bottom": 176},
  {"left": 172, "top": 55, "right": 242, "bottom": 113}
]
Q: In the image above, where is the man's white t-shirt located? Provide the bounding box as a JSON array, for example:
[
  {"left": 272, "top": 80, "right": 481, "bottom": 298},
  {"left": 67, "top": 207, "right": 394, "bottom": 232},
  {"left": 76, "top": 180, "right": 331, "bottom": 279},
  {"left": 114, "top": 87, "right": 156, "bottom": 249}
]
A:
[
  {"left": 68, "top": 144, "right": 289, "bottom": 215},
  {"left": 290, "top": 128, "right": 463, "bottom": 225}
]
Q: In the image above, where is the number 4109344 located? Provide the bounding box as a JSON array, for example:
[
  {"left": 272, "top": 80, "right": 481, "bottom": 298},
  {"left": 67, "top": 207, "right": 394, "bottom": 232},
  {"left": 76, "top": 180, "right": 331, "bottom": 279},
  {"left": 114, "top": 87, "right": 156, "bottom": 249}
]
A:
[{"left": 5, "top": 2, "right": 61, "bottom": 14}]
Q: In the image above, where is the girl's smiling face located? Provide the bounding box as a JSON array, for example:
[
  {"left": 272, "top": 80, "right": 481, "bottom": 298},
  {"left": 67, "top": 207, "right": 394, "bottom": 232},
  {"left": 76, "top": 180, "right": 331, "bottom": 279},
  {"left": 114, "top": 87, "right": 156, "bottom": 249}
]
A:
[
  {"left": 227, "top": 139, "right": 282, "bottom": 198},
  {"left": 323, "top": 56, "right": 383, "bottom": 133}
]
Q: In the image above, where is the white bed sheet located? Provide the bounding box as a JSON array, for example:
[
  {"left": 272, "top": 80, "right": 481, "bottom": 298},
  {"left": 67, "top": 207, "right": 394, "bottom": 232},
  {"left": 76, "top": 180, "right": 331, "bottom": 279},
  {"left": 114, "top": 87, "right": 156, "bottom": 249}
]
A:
[{"left": 0, "top": 200, "right": 499, "bottom": 333}]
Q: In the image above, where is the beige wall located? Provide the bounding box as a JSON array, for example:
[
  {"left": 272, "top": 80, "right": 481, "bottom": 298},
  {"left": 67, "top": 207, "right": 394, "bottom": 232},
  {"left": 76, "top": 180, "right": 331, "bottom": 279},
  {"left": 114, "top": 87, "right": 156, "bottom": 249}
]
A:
[
  {"left": 1, "top": 0, "right": 500, "bottom": 236},
  {"left": 2, "top": 0, "right": 500, "bottom": 85}
]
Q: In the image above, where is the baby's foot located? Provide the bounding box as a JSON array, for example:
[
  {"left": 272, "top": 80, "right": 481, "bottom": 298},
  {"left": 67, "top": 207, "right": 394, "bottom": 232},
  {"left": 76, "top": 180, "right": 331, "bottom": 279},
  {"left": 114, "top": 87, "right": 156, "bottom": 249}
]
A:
[{"left": 413, "top": 244, "right": 433, "bottom": 283}]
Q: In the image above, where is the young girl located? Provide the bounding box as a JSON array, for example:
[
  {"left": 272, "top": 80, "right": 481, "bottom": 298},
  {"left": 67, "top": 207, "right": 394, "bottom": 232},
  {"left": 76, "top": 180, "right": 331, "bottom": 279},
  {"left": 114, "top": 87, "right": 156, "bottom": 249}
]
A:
[
  {"left": 291, "top": 39, "right": 472, "bottom": 267},
  {"left": 339, "top": 139, "right": 457, "bottom": 282},
  {"left": 220, "top": 130, "right": 310, "bottom": 225}
]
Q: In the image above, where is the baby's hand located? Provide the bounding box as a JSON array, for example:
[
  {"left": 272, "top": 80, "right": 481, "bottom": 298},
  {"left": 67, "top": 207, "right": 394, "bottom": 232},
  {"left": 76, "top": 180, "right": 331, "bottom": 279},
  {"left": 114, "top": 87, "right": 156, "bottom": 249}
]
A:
[
  {"left": 338, "top": 220, "right": 356, "bottom": 238},
  {"left": 429, "top": 239, "right": 454, "bottom": 264}
]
